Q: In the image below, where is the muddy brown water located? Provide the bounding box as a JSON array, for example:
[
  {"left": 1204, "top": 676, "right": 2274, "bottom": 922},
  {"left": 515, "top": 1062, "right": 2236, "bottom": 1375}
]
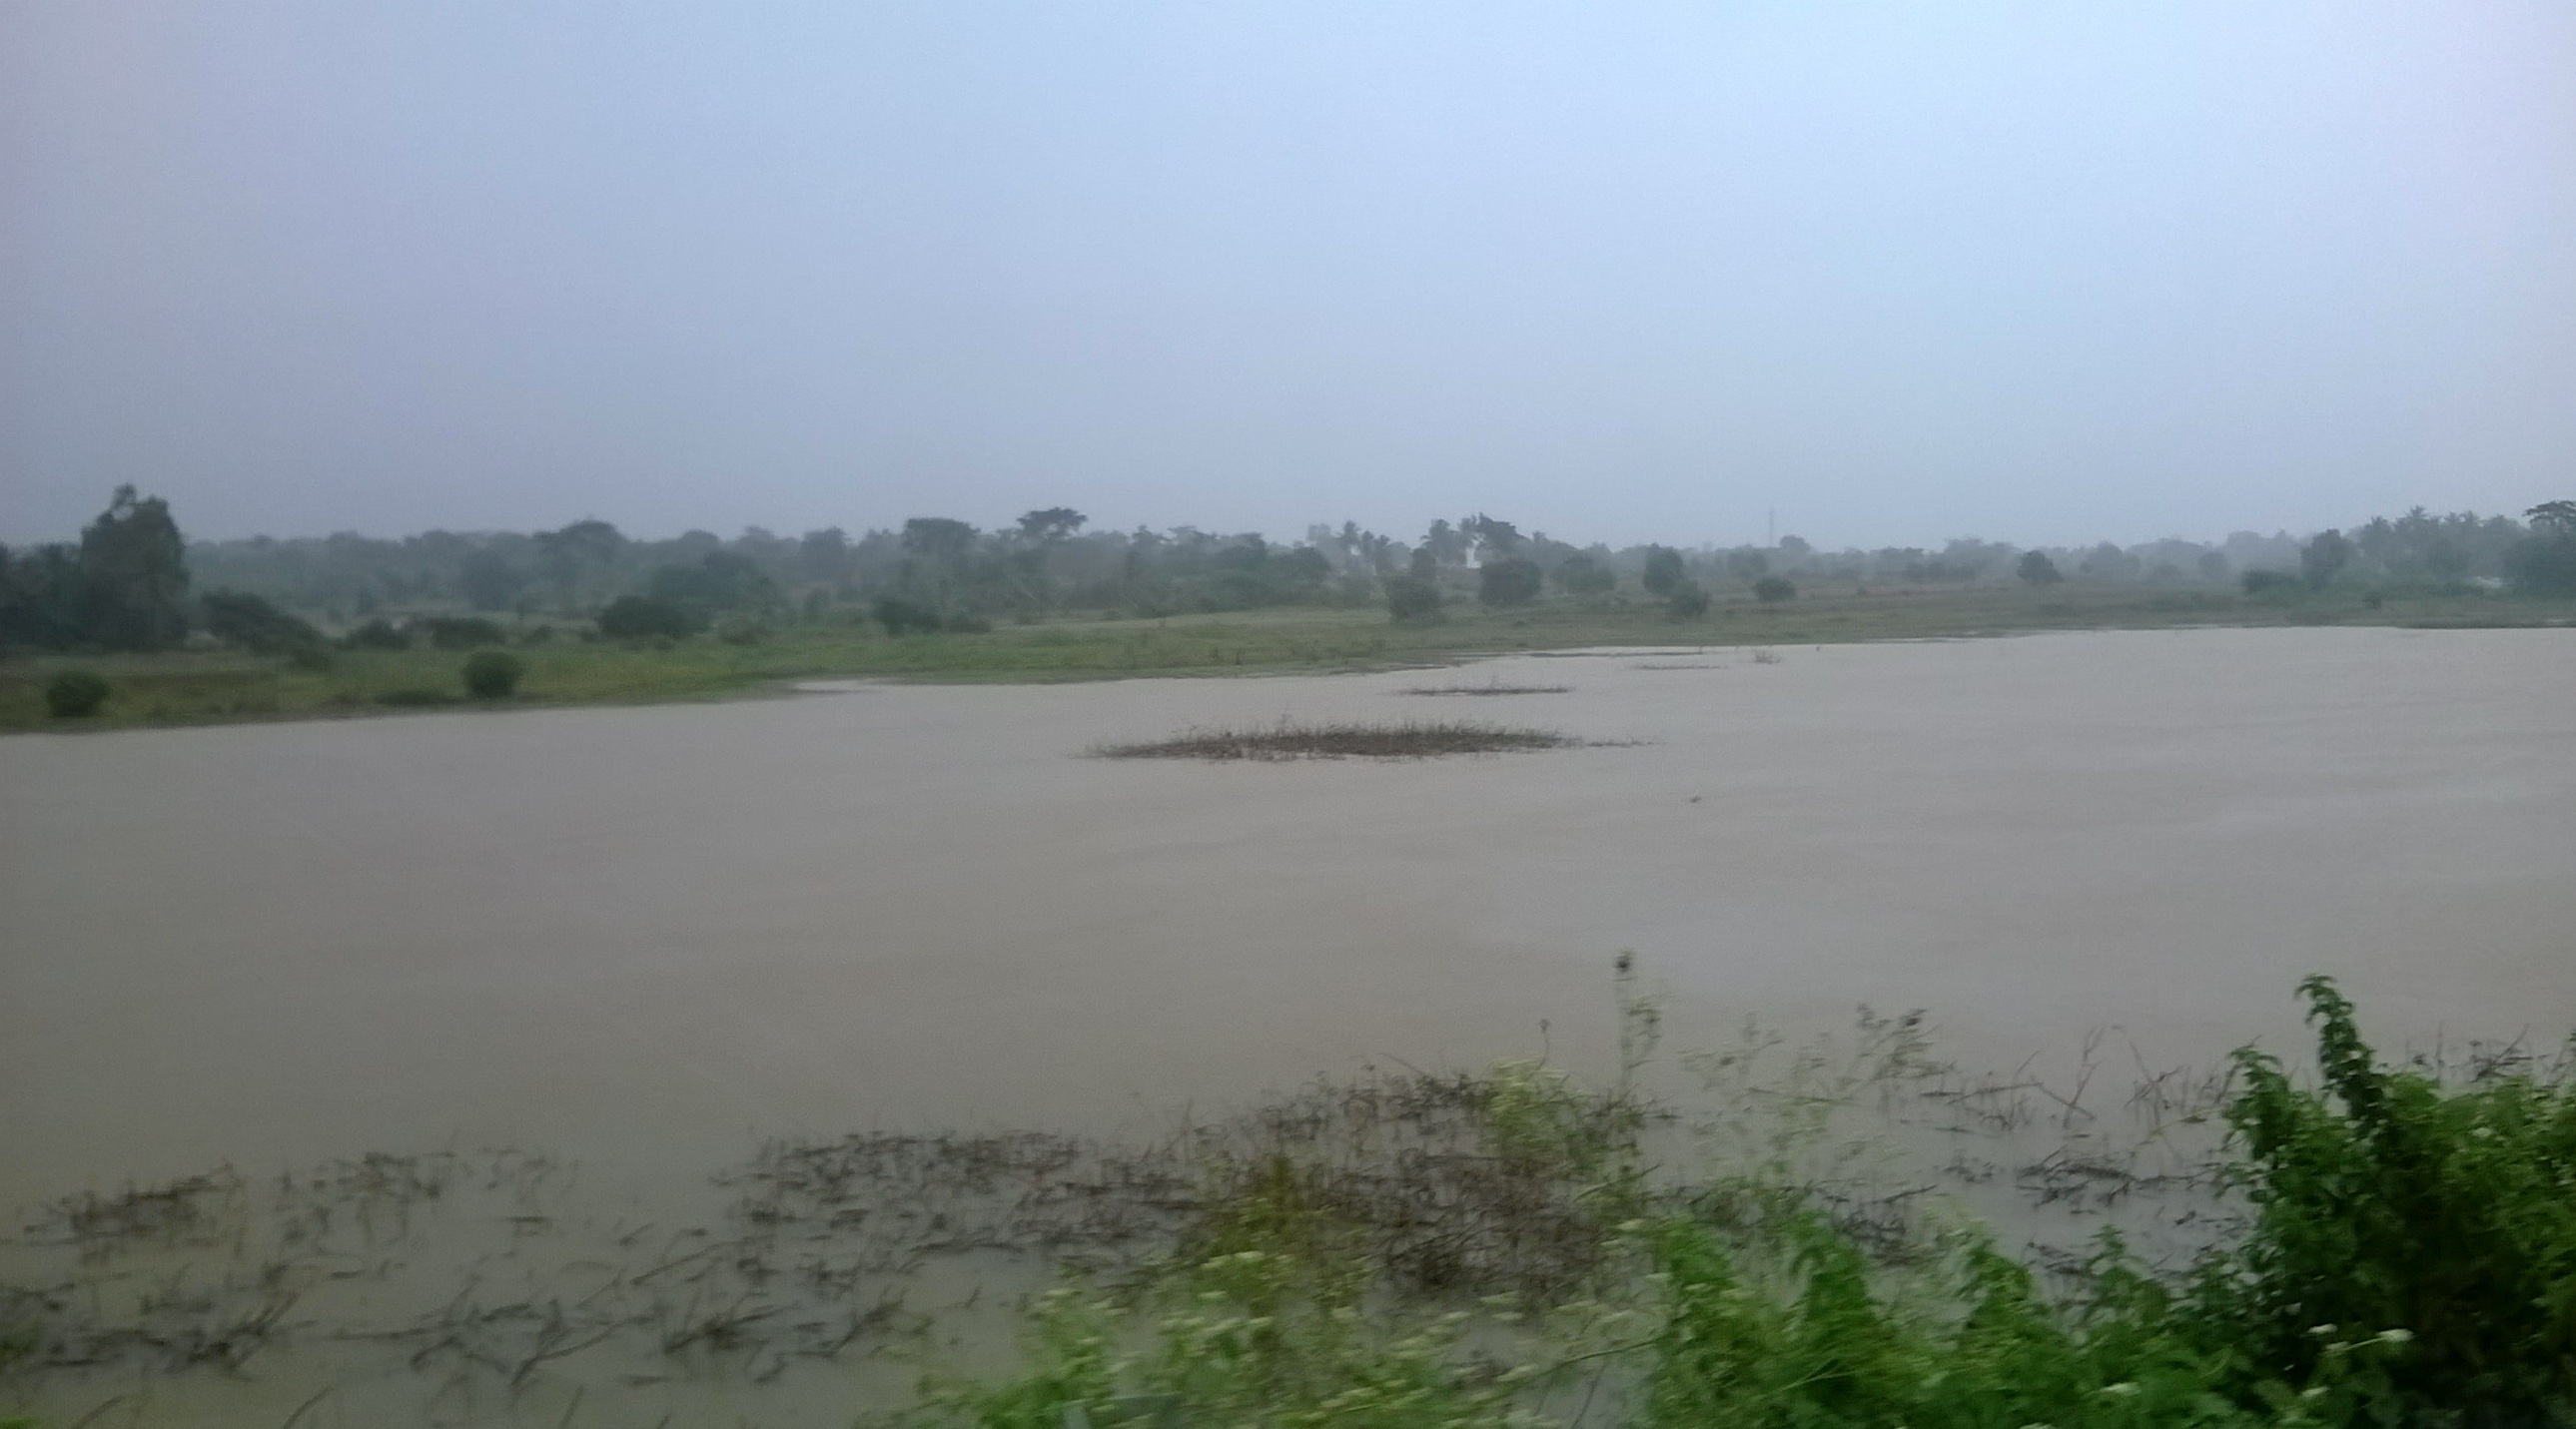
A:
[{"left": 4, "top": 626, "right": 2573, "bottom": 1425}]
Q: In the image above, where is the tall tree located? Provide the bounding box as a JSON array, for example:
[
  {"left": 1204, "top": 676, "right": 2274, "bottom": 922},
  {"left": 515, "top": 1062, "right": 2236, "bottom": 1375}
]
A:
[
  {"left": 77, "top": 485, "right": 190, "bottom": 650},
  {"left": 535, "top": 519, "right": 625, "bottom": 608},
  {"left": 1015, "top": 508, "right": 1087, "bottom": 544}
]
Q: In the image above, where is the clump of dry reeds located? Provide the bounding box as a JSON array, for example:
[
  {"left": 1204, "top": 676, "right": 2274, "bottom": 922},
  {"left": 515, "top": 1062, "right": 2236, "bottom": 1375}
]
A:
[{"left": 1093, "top": 719, "right": 1580, "bottom": 760}]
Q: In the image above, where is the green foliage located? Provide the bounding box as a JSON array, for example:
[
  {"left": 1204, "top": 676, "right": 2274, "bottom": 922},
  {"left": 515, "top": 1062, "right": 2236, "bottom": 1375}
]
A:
[
  {"left": 1665, "top": 579, "right": 1710, "bottom": 618},
  {"left": 1642, "top": 546, "right": 1686, "bottom": 598},
  {"left": 2020, "top": 550, "right": 2065, "bottom": 585},
  {"left": 2504, "top": 502, "right": 2576, "bottom": 596},
  {"left": 1477, "top": 557, "right": 1544, "bottom": 607},
  {"left": 1640, "top": 1216, "right": 2271, "bottom": 1429},
  {"left": 44, "top": 668, "right": 110, "bottom": 718},
  {"left": 76, "top": 485, "right": 192, "bottom": 651},
  {"left": 420, "top": 614, "right": 506, "bottom": 650},
  {"left": 895, "top": 979, "right": 2573, "bottom": 1429},
  {"left": 1384, "top": 575, "right": 1443, "bottom": 623},
  {"left": 1752, "top": 575, "right": 1796, "bottom": 603},
  {"left": 460, "top": 649, "right": 524, "bottom": 699},
  {"left": 1555, "top": 554, "right": 1617, "bottom": 595},
  {"left": 596, "top": 594, "right": 699, "bottom": 641},
  {"left": 891, "top": 1204, "right": 1533, "bottom": 1429},
  {"left": 456, "top": 547, "right": 527, "bottom": 610},
  {"left": 2187, "top": 976, "right": 2576, "bottom": 1423},
  {"left": 874, "top": 595, "right": 946, "bottom": 636},
  {"left": 201, "top": 589, "right": 325, "bottom": 655},
  {"left": 647, "top": 551, "right": 778, "bottom": 617},
  {"left": 2300, "top": 530, "right": 2354, "bottom": 588},
  {"left": 2242, "top": 569, "right": 2300, "bottom": 596}
]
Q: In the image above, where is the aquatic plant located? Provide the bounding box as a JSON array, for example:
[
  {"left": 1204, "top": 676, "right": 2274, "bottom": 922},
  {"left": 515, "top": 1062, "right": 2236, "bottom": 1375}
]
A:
[{"left": 1093, "top": 720, "right": 1581, "bottom": 760}]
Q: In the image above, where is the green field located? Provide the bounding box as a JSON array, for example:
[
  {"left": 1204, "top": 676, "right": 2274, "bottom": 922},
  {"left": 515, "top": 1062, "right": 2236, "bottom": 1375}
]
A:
[{"left": 3, "top": 580, "right": 2566, "bottom": 733}]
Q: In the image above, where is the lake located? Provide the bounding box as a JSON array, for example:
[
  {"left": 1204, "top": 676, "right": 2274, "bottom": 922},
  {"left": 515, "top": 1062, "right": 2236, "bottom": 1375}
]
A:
[{"left": 4, "top": 625, "right": 2571, "bottom": 1424}]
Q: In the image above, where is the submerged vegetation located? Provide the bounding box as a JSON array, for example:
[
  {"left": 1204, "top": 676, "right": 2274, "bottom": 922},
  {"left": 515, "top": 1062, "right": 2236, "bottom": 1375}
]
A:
[
  {"left": 1401, "top": 681, "right": 1575, "bottom": 696},
  {"left": 892, "top": 975, "right": 2576, "bottom": 1429},
  {"left": 1094, "top": 719, "right": 1583, "bottom": 761},
  {"left": 2, "top": 976, "right": 2568, "bottom": 1426}
]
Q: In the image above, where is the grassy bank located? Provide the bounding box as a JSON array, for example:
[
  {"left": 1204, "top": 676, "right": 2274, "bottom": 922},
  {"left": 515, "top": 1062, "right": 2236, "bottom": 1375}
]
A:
[{"left": 3, "top": 581, "right": 2569, "bottom": 733}]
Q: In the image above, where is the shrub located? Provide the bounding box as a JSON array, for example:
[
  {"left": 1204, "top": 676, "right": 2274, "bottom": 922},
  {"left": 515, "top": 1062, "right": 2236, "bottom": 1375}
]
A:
[
  {"left": 421, "top": 615, "right": 506, "bottom": 650},
  {"left": 1642, "top": 546, "right": 1686, "bottom": 597},
  {"left": 2184, "top": 976, "right": 2576, "bottom": 1422},
  {"left": 2017, "top": 550, "right": 2064, "bottom": 585},
  {"left": 1666, "top": 579, "right": 1710, "bottom": 617},
  {"left": 2503, "top": 511, "right": 2576, "bottom": 595},
  {"left": 460, "top": 650, "right": 524, "bottom": 700},
  {"left": 200, "top": 589, "right": 324, "bottom": 655},
  {"left": 872, "top": 596, "right": 944, "bottom": 636},
  {"left": 596, "top": 594, "right": 698, "bottom": 641},
  {"left": 2300, "top": 529, "right": 2354, "bottom": 587},
  {"left": 1555, "top": 554, "right": 1617, "bottom": 595},
  {"left": 45, "top": 669, "right": 110, "bottom": 718},
  {"left": 2241, "top": 569, "right": 2299, "bottom": 596},
  {"left": 343, "top": 618, "right": 409, "bottom": 650},
  {"left": 647, "top": 551, "right": 777, "bottom": 616},
  {"left": 1384, "top": 574, "right": 1443, "bottom": 623},
  {"left": 1752, "top": 575, "right": 1796, "bottom": 602},
  {"left": 1476, "top": 556, "right": 1544, "bottom": 607}
]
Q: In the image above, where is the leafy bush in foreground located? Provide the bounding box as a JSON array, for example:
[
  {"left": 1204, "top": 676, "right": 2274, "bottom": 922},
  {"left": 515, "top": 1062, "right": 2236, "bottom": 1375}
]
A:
[
  {"left": 2186, "top": 976, "right": 2576, "bottom": 1424},
  {"left": 887, "top": 978, "right": 2575, "bottom": 1429}
]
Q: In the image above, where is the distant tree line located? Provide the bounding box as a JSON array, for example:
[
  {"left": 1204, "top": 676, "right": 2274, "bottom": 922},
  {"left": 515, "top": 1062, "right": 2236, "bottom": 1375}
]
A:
[{"left": 7, "top": 489, "right": 2573, "bottom": 654}]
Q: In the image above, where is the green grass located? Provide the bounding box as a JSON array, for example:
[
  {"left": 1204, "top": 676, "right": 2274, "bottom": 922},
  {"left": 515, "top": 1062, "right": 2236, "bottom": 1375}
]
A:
[{"left": 3, "top": 582, "right": 2568, "bottom": 733}]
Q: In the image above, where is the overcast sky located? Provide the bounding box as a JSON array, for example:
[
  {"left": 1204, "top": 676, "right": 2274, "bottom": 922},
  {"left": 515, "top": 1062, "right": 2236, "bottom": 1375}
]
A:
[{"left": 4, "top": 3, "right": 2571, "bottom": 549}]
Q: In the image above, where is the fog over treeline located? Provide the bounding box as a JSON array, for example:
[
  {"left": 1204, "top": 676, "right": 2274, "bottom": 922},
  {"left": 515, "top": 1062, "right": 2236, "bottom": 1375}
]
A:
[
  {"left": 10, "top": 484, "right": 2573, "bottom": 657},
  {"left": 169, "top": 502, "right": 2571, "bottom": 622}
]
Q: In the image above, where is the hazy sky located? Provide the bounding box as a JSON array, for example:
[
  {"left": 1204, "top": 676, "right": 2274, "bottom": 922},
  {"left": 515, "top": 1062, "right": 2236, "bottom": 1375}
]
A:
[{"left": 5, "top": 3, "right": 2572, "bottom": 549}]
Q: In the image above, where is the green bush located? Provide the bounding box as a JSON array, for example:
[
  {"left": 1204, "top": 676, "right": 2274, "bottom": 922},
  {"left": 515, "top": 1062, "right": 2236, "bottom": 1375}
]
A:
[
  {"left": 1384, "top": 575, "right": 1443, "bottom": 623},
  {"left": 1556, "top": 554, "right": 1617, "bottom": 595},
  {"left": 44, "top": 669, "right": 110, "bottom": 718},
  {"left": 2185, "top": 976, "right": 2576, "bottom": 1423},
  {"left": 1477, "top": 556, "right": 1544, "bottom": 607},
  {"left": 891, "top": 977, "right": 2576, "bottom": 1429},
  {"left": 1752, "top": 575, "right": 1796, "bottom": 602},
  {"left": 200, "top": 589, "right": 325, "bottom": 655},
  {"left": 596, "top": 594, "right": 698, "bottom": 641},
  {"left": 1642, "top": 546, "right": 1686, "bottom": 597},
  {"left": 459, "top": 650, "right": 524, "bottom": 699},
  {"left": 1666, "top": 579, "right": 1710, "bottom": 617},
  {"left": 873, "top": 596, "right": 945, "bottom": 636}
]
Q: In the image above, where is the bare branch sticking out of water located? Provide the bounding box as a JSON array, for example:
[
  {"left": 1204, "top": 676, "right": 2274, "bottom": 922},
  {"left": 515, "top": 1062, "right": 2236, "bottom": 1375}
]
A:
[{"left": 1092, "top": 720, "right": 1584, "bottom": 761}]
